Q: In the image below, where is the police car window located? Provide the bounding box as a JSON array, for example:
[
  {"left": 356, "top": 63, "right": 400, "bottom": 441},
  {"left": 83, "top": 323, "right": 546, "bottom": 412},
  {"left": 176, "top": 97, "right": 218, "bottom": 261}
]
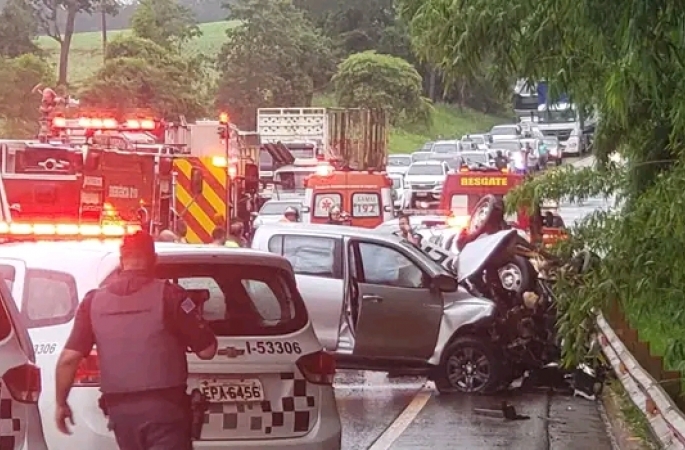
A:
[
  {"left": 178, "top": 277, "right": 226, "bottom": 321},
  {"left": 313, "top": 193, "right": 342, "bottom": 218},
  {"left": 357, "top": 242, "right": 425, "bottom": 289},
  {"left": 352, "top": 192, "right": 380, "bottom": 218},
  {"left": 159, "top": 263, "right": 307, "bottom": 336},
  {"left": 268, "top": 235, "right": 340, "bottom": 279},
  {"left": 0, "top": 289, "right": 11, "bottom": 341},
  {"left": 22, "top": 269, "right": 78, "bottom": 328},
  {"left": 0, "top": 264, "right": 15, "bottom": 291}
]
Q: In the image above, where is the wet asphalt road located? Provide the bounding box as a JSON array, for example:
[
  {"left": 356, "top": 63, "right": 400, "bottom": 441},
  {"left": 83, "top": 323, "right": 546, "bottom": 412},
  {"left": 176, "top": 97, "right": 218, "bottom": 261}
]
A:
[
  {"left": 334, "top": 370, "right": 615, "bottom": 450},
  {"left": 335, "top": 156, "right": 617, "bottom": 450}
]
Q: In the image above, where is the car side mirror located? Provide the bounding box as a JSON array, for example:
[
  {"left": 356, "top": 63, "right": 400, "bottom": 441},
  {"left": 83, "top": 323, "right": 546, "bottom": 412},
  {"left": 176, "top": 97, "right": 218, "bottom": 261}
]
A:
[{"left": 433, "top": 274, "right": 458, "bottom": 293}]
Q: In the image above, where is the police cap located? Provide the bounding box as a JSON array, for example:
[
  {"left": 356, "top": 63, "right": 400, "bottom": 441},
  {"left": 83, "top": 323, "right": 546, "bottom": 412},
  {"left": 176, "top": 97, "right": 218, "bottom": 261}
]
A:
[{"left": 120, "top": 230, "right": 156, "bottom": 259}]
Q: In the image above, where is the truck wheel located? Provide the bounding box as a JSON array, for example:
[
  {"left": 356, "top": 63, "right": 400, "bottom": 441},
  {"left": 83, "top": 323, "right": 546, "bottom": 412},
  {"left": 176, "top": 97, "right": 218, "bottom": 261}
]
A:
[{"left": 434, "top": 337, "right": 504, "bottom": 395}]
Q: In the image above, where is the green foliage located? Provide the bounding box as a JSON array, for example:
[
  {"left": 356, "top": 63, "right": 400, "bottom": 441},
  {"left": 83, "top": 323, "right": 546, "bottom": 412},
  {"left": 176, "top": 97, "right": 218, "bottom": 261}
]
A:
[
  {"left": 332, "top": 51, "right": 431, "bottom": 127},
  {"left": 0, "top": 0, "right": 41, "bottom": 58},
  {"left": 0, "top": 54, "right": 55, "bottom": 137},
  {"left": 402, "top": 0, "right": 685, "bottom": 375},
  {"left": 215, "top": 0, "right": 335, "bottom": 129},
  {"left": 79, "top": 36, "right": 209, "bottom": 120},
  {"left": 130, "top": 0, "right": 202, "bottom": 49}
]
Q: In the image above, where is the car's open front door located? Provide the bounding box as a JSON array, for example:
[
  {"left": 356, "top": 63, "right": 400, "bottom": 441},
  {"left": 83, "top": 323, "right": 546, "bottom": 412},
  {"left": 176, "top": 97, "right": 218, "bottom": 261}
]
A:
[{"left": 347, "top": 239, "right": 443, "bottom": 360}]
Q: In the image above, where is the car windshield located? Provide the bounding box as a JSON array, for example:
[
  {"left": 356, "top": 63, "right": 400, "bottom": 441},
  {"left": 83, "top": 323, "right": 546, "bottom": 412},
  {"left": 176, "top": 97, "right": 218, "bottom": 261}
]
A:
[
  {"left": 539, "top": 108, "right": 576, "bottom": 123},
  {"left": 460, "top": 153, "right": 489, "bottom": 165},
  {"left": 407, "top": 164, "right": 444, "bottom": 176},
  {"left": 431, "top": 143, "right": 459, "bottom": 153},
  {"left": 412, "top": 152, "right": 432, "bottom": 162},
  {"left": 421, "top": 142, "right": 433, "bottom": 151},
  {"left": 259, "top": 201, "right": 300, "bottom": 215},
  {"left": 492, "top": 141, "right": 521, "bottom": 152},
  {"left": 491, "top": 126, "right": 518, "bottom": 136},
  {"left": 274, "top": 170, "right": 314, "bottom": 192},
  {"left": 399, "top": 241, "right": 453, "bottom": 276},
  {"left": 462, "top": 136, "right": 485, "bottom": 145},
  {"left": 388, "top": 156, "right": 412, "bottom": 167}
]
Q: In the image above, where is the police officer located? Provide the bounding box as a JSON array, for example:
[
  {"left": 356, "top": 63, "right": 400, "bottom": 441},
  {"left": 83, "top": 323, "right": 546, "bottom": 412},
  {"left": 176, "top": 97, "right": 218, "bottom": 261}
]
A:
[{"left": 54, "top": 231, "right": 218, "bottom": 449}]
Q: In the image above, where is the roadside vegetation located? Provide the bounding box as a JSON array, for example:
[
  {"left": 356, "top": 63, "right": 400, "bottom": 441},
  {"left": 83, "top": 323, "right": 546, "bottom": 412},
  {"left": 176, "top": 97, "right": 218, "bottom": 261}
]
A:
[
  {"left": 398, "top": 0, "right": 685, "bottom": 393},
  {"left": 0, "top": 0, "right": 508, "bottom": 153}
]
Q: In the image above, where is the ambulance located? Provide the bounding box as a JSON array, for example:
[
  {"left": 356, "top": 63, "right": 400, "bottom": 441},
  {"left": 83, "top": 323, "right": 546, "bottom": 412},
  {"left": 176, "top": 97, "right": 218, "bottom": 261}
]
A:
[{"left": 301, "top": 166, "right": 394, "bottom": 228}]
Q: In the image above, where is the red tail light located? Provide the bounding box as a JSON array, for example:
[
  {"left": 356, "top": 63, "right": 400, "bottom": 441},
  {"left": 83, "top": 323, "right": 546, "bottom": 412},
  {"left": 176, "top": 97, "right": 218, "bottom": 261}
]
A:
[
  {"left": 74, "top": 350, "right": 100, "bottom": 386},
  {"left": 296, "top": 351, "right": 336, "bottom": 385},
  {"left": 3, "top": 363, "right": 41, "bottom": 403}
]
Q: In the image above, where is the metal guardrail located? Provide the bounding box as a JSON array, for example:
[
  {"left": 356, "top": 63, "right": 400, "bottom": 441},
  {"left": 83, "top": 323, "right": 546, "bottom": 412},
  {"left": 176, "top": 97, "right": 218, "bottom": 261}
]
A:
[{"left": 597, "top": 313, "right": 685, "bottom": 449}]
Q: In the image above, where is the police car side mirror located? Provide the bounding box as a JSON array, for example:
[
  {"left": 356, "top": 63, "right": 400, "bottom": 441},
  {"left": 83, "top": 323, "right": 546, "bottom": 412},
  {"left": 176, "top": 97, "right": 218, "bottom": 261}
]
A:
[{"left": 190, "top": 167, "right": 203, "bottom": 196}]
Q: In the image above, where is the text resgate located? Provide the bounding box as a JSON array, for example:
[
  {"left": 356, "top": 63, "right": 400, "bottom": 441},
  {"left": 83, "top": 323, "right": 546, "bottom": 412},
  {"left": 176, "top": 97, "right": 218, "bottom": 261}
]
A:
[{"left": 459, "top": 176, "right": 508, "bottom": 187}]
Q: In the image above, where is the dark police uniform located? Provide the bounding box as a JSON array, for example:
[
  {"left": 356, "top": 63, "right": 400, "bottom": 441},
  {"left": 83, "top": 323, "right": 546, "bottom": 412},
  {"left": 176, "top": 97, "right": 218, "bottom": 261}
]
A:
[{"left": 64, "top": 270, "right": 216, "bottom": 450}]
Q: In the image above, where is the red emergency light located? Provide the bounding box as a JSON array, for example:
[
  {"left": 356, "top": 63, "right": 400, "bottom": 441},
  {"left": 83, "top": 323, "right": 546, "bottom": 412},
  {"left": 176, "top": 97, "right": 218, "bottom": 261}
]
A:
[{"left": 51, "top": 116, "right": 157, "bottom": 131}]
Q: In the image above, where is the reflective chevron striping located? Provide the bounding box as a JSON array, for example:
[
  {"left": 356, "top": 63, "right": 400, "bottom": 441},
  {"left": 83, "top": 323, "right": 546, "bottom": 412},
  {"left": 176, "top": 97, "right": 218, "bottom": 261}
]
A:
[{"left": 174, "top": 158, "right": 228, "bottom": 243}]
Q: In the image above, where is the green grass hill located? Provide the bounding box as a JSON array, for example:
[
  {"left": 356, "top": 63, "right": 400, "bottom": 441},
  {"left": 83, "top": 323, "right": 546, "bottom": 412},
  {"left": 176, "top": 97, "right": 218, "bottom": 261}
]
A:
[{"left": 36, "top": 20, "right": 507, "bottom": 153}]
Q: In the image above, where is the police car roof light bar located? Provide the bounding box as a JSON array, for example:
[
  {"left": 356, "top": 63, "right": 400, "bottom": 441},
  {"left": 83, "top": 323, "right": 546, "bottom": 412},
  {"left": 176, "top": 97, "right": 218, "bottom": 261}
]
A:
[{"left": 0, "top": 221, "right": 141, "bottom": 239}]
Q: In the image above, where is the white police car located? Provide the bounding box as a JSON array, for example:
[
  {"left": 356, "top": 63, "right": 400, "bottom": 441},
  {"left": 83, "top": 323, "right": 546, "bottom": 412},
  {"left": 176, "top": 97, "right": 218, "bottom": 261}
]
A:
[
  {"left": 0, "top": 235, "right": 341, "bottom": 449},
  {"left": 0, "top": 269, "right": 48, "bottom": 450}
]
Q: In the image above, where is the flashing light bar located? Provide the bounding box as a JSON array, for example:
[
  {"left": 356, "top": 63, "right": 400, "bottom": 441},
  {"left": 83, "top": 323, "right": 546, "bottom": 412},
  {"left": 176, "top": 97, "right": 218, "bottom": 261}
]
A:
[
  {"left": 51, "top": 117, "right": 156, "bottom": 131},
  {"left": 0, "top": 222, "right": 141, "bottom": 238}
]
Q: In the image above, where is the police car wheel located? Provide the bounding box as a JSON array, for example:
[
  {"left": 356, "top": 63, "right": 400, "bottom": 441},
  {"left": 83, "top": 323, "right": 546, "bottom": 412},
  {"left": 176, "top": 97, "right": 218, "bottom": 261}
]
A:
[{"left": 434, "top": 337, "right": 504, "bottom": 395}]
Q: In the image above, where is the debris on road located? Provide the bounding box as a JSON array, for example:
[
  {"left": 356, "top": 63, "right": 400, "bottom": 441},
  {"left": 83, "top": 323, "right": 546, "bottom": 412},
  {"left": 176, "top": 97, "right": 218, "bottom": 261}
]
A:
[{"left": 473, "top": 401, "right": 531, "bottom": 421}]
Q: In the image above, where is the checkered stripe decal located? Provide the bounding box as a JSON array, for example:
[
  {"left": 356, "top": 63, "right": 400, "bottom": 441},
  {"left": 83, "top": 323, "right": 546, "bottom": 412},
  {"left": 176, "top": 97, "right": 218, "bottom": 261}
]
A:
[
  {"left": 0, "top": 381, "right": 23, "bottom": 449},
  {"left": 204, "top": 372, "right": 316, "bottom": 434}
]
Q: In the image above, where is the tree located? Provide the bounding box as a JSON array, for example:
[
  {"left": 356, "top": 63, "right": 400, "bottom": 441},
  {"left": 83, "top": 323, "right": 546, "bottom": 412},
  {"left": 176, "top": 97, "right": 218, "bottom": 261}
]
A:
[
  {"left": 215, "top": 0, "right": 335, "bottom": 129},
  {"left": 0, "top": 0, "right": 41, "bottom": 58},
  {"left": 28, "top": 0, "right": 120, "bottom": 85},
  {"left": 332, "top": 51, "right": 431, "bottom": 126},
  {"left": 0, "top": 54, "right": 55, "bottom": 137},
  {"left": 78, "top": 36, "right": 208, "bottom": 120},
  {"left": 131, "top": 0, "right": 201, "bottom": 49},
  {"left": 399, "top": 0, "right": 685, "bottom": 368}
]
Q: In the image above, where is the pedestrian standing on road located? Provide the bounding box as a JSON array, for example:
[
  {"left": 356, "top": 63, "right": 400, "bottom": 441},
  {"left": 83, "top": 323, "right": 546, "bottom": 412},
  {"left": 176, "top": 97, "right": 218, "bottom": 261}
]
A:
[
  {"left": 54, "top": 231, "right": 218, "bottom": 449},
  {"left": 398, "top": 213, "right": 421, "bottom": 246},
  {"left": 279, "top": 206, "right": 299, "bottom": 222},
  {"left": 328, "top": 205, "right": 343, "bottom": 225},
  {"left": 211, "top": 226, "right": 229, "bottom": 246},
  {"left": 175, "top": 220, "right": 188, "bottom": 244},
  {"left": 228, "top": 222, "right": 248, "bottom": 247}
]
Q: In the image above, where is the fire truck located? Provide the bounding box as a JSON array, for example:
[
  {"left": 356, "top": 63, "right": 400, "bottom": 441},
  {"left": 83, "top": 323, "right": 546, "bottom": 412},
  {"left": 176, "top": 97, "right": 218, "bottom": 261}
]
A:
[{"left": 165, "top": 114, "right": 269, "bottom": 243}]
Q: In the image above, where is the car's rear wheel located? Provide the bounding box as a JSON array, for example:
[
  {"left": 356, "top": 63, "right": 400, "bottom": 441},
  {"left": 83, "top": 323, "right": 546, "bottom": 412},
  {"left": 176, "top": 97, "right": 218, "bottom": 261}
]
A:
[{"left": 434, "top": 337, "right": 504, "bottom": 395}]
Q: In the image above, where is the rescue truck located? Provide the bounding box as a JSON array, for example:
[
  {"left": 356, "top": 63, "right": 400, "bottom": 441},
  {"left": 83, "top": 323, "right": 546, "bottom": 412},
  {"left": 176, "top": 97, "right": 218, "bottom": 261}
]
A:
[{"left": 439, "top": 167, "right": 567, "bottom": 246}]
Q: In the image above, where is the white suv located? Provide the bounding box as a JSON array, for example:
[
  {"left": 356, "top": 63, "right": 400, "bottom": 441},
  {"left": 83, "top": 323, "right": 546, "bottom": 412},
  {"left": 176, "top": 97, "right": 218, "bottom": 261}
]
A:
[{"left": 0, "top": 270, "right": 48, "bottom": 450}]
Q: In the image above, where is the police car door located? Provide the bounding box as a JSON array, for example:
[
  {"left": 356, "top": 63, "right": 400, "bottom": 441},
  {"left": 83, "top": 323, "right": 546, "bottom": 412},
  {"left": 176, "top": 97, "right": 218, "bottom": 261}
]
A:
[{"left": 0, "top": 265, "right": 47, "bottom": 450}]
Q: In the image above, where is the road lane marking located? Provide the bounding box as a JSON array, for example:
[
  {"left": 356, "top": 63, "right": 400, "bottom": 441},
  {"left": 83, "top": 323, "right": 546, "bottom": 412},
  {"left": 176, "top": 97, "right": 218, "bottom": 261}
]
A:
[{"left": 367, "top": 385, "right": 433, "bottom": 450}]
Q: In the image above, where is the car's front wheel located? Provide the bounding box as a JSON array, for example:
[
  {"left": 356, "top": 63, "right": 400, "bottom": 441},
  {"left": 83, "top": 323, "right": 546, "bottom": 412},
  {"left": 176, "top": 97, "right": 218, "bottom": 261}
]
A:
[{"left": 434, "top": 337, "right": 504, "bottom": 395}]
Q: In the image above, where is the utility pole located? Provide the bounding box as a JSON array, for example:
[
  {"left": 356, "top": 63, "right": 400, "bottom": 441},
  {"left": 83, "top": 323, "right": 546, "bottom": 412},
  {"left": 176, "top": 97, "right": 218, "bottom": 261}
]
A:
[{"left": 101, "top": 1, "right": 108, "bottom": 61}]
